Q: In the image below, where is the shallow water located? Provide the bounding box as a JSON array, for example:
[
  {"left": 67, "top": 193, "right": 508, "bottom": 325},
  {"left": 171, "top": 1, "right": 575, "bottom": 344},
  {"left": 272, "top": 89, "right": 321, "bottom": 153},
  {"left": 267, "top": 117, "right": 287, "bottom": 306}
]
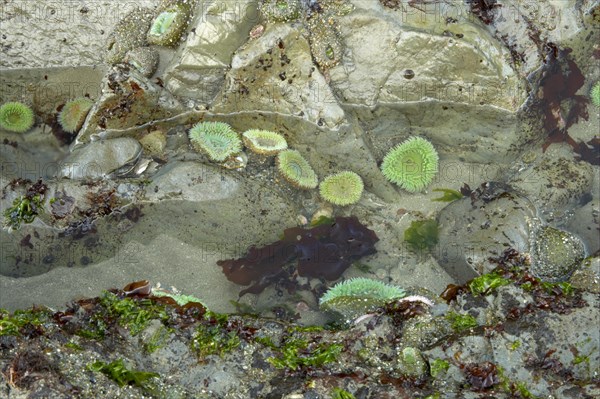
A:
[{"left": 1, "top": 0, "right": 598, "bottom": 324}]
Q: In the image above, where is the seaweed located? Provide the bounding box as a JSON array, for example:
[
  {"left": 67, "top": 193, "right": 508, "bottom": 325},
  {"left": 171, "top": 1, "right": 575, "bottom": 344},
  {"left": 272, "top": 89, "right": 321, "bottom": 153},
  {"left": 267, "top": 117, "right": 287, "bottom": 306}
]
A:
[{"left": 217, "top": 217, "right": 379, "bottom": 296}]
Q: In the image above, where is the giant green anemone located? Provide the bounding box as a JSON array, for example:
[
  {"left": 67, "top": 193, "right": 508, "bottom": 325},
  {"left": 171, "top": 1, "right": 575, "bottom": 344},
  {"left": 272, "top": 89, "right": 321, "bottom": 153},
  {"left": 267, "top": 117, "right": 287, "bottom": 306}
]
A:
[
  {"left": 381, "top": 136, "right": 439, "bottom": 193},
  {"left": 319, "top": 277, "right": 406, "bottom": 321},
  {"left": 188, "top": 121, "right": 242, "bottom": 162},
  {"left": 58, "top": 98, "right": 94, "bottom": 133},
  {"left": 242, "top": 129, "right": 288, "bottom": 156},
  {"left": 319, "top": 171, "right": 363, "bottom": 206},
  {"left": 0, "top": 102, "right": 34, "bottom": 133},
  {"left": 276, "top": 149, "right": 318, "bottom": 189},
  {"left": 147, "top": 3, "right": 190, "bottom": 47}
]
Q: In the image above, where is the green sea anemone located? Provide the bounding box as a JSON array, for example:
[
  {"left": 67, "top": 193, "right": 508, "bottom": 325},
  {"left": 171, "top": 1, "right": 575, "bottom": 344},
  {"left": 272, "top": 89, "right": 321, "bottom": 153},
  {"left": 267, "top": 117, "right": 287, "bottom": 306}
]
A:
[
  {"left": 242, "top": 129, "right": 288, "bottom": 155},
  {"left": 381, "top": 136, "right": 439, "bottom": 193},
  {"left": 58, "top": 98, "right": 94, "bottom": 133},
  {"left": 319, "top": 277, "right": 406, "bottom": 321},
  {"left": 147, "top": 3, "right": 190, "bottom": 47},
  {"left": 319, "top": 171, "right": 364, "bottom": 206},
  {"left": 259, "top": 0, "right": 301, "bottom": 23},
  {"left": 590, "top": 81, "right": 600, "bottom": 108},
  {"left": 276, "top": 149, "right": 318, "bottom": 189},
  {"left": 0, "top": 102, "right": 34, "bottom": 133},
  {"left": 188, "top": 121, "right": 242, "bottom": 162}
]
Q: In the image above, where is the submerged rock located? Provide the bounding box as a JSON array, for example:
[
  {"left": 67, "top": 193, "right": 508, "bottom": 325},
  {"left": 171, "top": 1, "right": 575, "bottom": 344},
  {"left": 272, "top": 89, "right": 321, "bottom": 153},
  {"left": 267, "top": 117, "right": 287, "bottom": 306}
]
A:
[
  {"left": 434, "top": 183, "right": 538, "bottom": 283},
  {"left": 75, "top": 66, "right": 186, "bottom": 144},
  {"left": 58, "top": 138, "right": 142, "bottom": 180},
  {"left": 531, "top": 226, "right": 586, "bottom": 282},
  {"left": 124, "top": 47, "right": 160, "bottom": 78}
]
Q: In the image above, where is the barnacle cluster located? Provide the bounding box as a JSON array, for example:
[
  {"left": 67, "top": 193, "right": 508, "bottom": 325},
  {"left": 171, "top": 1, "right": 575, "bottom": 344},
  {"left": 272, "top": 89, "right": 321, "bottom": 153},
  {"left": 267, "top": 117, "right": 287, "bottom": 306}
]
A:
[{"left": 258, "top": 0, "right": 354, "bottom": 69}]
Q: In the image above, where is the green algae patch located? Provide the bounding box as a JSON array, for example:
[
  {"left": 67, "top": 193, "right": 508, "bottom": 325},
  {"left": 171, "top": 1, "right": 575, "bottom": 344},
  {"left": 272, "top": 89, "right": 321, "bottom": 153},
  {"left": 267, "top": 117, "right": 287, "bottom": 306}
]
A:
[
  {"left": 431, "top": 188, "right": 463, "bottom": 202},
  {"left": 429, "top": 358, "right": 450, "bottom": 378},
  {"left": 0, "top": 307, "right": 52, "bottom": 337},
  {"left": 446, "top": 312, "right": 478, "bottom": 333},
  {"left": 404, "top": 219, "right": 439, "bottom": 252},
  {"left": 98, "top": 292, "right": 169, "bottom": 336},
  {"left": 331, "top": 388, "right": 356, "bottom": 399},
  {"left": 88, "top": 359, "right": 159, "bottom": 390},
  {"left": 468, "top": 271, "right": 511, "bottom": 296},
  {"left": 267, "top": 337, "right": 342, "bottom": 371}
]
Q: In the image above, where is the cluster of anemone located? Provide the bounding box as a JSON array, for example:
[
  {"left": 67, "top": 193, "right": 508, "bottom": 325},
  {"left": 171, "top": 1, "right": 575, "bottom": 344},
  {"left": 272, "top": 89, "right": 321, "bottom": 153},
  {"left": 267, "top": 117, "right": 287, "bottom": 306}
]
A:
[
  {"left": 0, "top": 102, "right": 34, "bottom": 133},
  {"left": 319, "top": 171, "right": 364, "bottom": 206},
  {"left": 58, "top": 97, "right": 94, "bottom": 133},
  {"left": 319, "top": 277, "right": 406, "bottom": 320},
  {"left": 276, "top": 149, "right": 318, "bottom": 189},
  {"left": 381, "top": 136, "right": 439, "bottom": 193},
  {"left": 188, "top": 123, "right": 365, "bottom": 205},
  {"left": 147, "top": 2, "right": 191, "bottom": 47},
  {"left": 188, "top": 121, "right": 243, "bottom": 162}
]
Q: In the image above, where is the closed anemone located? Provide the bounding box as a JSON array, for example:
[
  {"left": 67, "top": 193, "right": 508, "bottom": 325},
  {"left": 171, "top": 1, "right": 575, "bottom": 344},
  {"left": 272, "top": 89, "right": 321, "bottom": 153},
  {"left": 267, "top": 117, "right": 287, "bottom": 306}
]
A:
[
  {"left": 319, "top": 171, "right": 364, "bottom": 206},
  {"left": 276, "top": 149, "right": 318, "bottom": 189},
  {"left": 242, "top": 129, "right": 288, "bottom": 155},
  {"left": 381, "top": 136, "right": 439, "bottom": 193},
  {"left": 0, "top": 102, "right": 34, "bottom": 133},
  {"left": 188, "top": 121, "right": 242, "bottom": 162},
  {"left": 58, "top": 97, "right": 94, "bottom": 133}
]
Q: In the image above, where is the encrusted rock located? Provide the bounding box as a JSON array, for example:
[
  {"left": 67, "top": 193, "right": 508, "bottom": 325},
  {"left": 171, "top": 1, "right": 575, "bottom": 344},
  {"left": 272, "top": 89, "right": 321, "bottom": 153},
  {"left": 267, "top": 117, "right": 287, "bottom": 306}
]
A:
[
  {"left": 531, "top": 226, "right": 586, "bottom": 282},
  {"left": 124, "top": 47, "right": 160, "bottom": 78},
  {"left": 104, "top": 8, "right": 154, "bottom": 65}
]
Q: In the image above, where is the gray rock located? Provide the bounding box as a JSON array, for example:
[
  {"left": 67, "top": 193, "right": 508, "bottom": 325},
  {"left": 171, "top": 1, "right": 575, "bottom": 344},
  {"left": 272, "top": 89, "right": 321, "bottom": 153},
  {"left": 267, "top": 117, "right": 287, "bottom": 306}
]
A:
[
  {"left": 124, "top": 47, "right": 160, "bottom": 78},
  {"left": 58, "top": 138, "right": 142, "bottom": 180},
  {"left": 213, "top": 23, "right": 345, "bottom": 129},
  {"left": 162, "top": 0, "right": 258, "bottom": 103},
  {"left": 567, "top": 197, "right": 600, "bottom": 254},
  {"left": 434, "top": 183, "right": 538, "bottom": 283},
  {"left": 327, "top": 1, "right": 530, "bottom": 164},
  {"left": 510, "top": 156, "right": 593, "bottom": 222}
]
